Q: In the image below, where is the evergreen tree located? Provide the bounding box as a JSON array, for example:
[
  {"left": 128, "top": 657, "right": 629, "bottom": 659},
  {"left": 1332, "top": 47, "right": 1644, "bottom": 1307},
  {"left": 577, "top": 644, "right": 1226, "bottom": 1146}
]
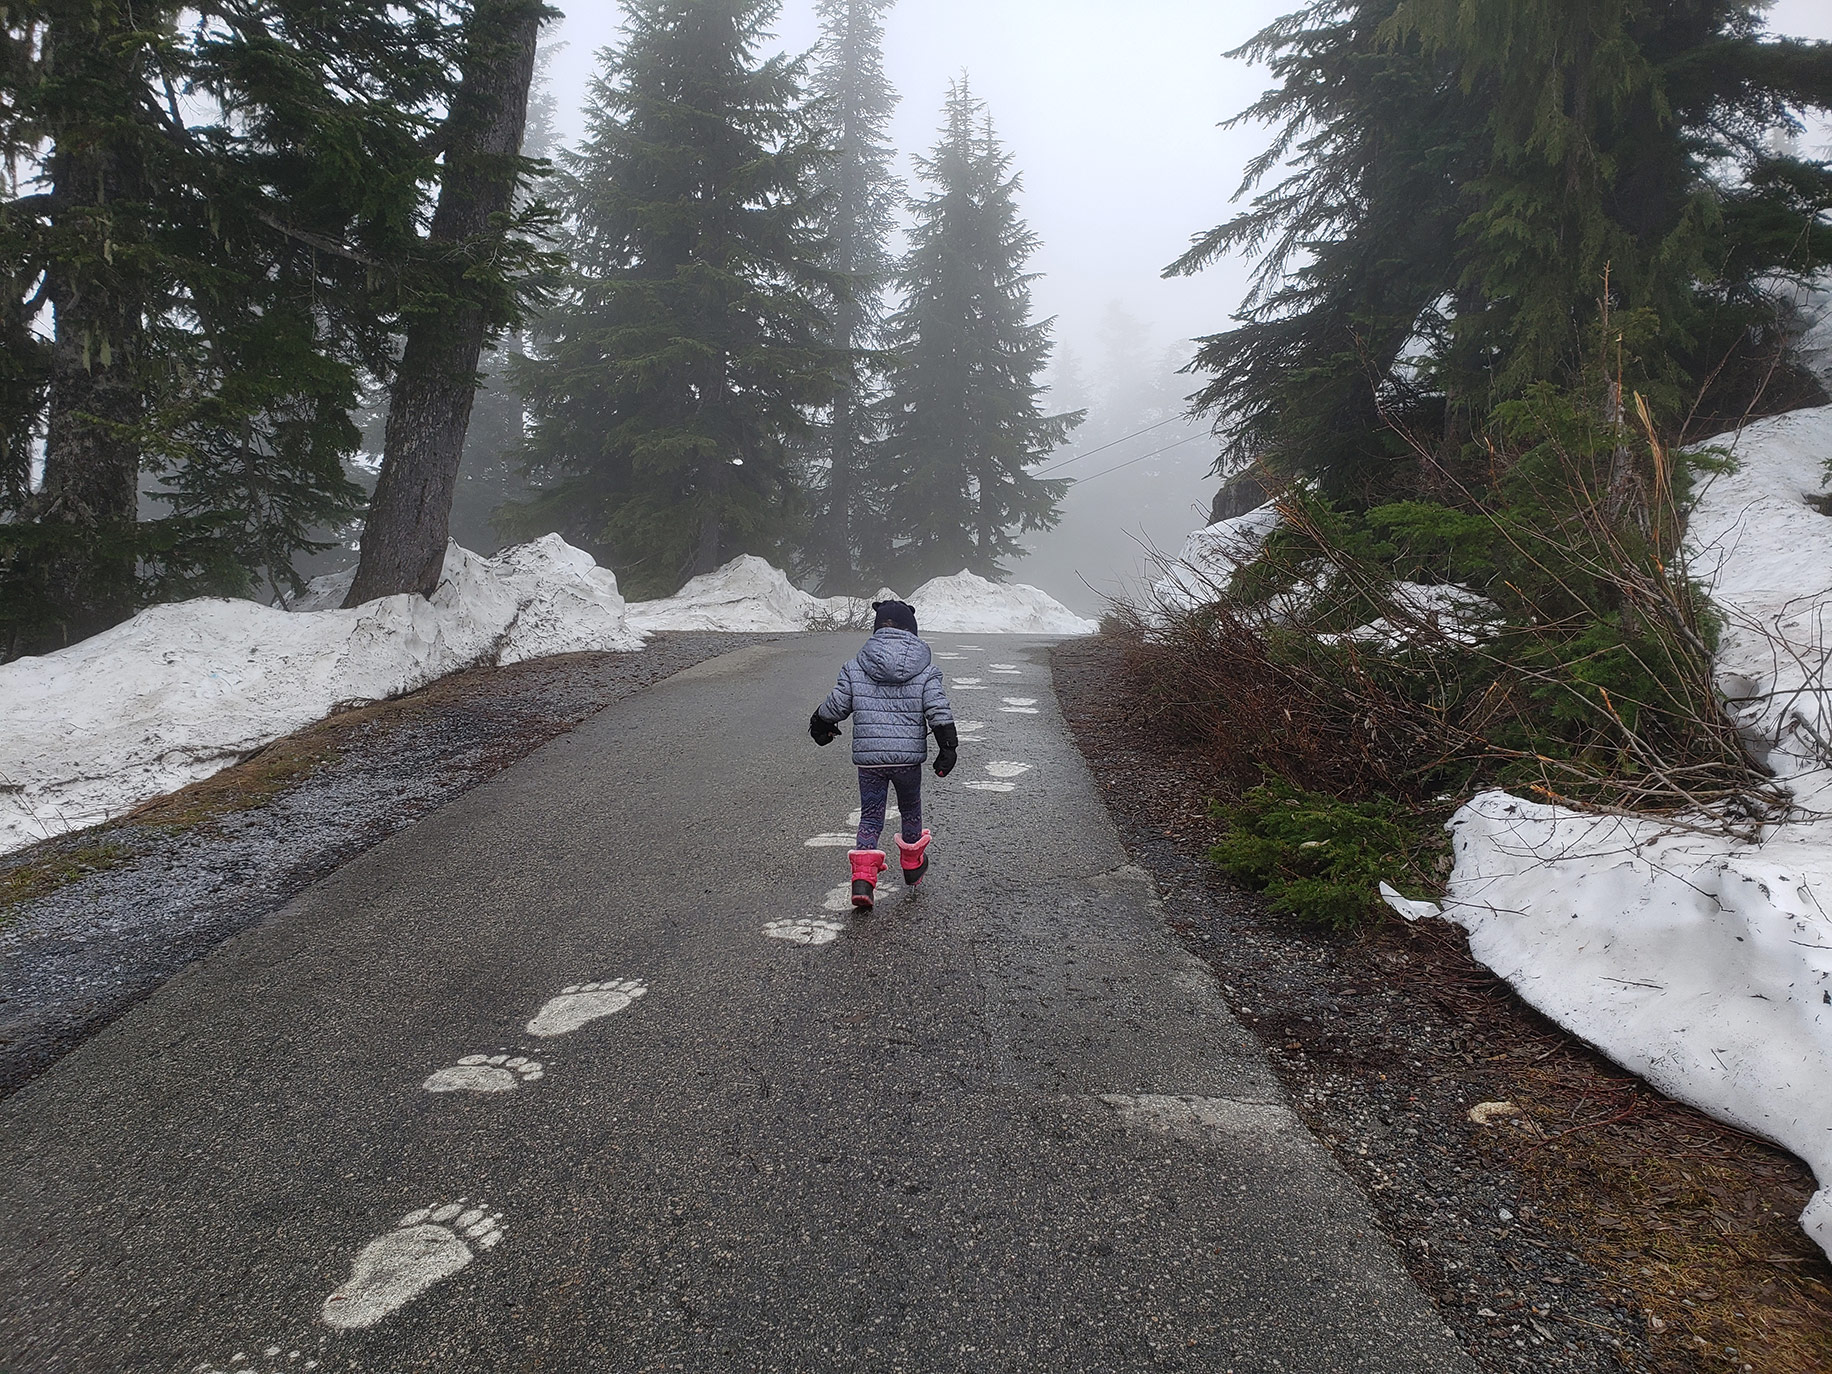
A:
[
  {"left": 0, "top": 1, "right": 466, "bottom": 655},
  {"left": 876, "top": 81, "right": 1077, "bottom": 586},
  {"left": 344, "top": 0, "right": 555, "bottom": 605},
  {"left": 511, "top": 0, "right": 839, "bottom": 597},
  {"left": 806, "top": 0, "right": 900, "bottom": 594},
  {"left": 1171, "top": 0, "right": 1832, "bottom": 497},
  {"left": 1165, "top": 0, "right": 1484, "bottom": 495}
]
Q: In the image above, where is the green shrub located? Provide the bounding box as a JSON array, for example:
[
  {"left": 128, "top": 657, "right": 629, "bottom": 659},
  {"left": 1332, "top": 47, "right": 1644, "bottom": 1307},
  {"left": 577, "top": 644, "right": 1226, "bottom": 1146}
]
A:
[{"left": 1211, "top": 780, "right": 1445, "bottom": 932}]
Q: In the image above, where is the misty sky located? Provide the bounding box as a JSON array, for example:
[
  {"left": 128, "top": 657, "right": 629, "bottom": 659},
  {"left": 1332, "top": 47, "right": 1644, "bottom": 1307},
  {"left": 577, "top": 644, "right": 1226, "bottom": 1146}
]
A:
[{"left": 542, "top": 0, "right": 1832, "bottom": 378}]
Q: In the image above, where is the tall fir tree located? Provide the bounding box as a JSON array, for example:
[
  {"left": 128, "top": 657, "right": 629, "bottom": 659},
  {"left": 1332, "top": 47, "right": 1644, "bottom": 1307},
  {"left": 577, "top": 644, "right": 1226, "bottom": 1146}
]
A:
[
  {"left": 1171, "top": 0, "right": 1832, "bottom": 497},
  {"left": 0, "top": 1, "right": 470, "bottom": 655},
  {"left": 510, "top": 0, "right": 839, "bottom": 597},
  {"left": 806, "top": 0, "right": 900, "bottom": 594},
  {"left": 876, "top": 81, "right": 1076, "bottom": 586},
  {"left": 1164, "top": 0, "right": 1485, "bottom": 495}
]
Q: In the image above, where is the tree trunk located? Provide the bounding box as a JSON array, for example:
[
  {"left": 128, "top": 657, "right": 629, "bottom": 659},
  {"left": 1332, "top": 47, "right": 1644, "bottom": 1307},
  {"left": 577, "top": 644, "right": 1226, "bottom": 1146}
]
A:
[
  {"left": 23, "top": 5, "right": 150, "bottom": 652},
  {"left": 692, "top": 450, "right": 728, "bottom": 578},
  {"left": 344, "top": 0, "right": 545, "bottom": 606},
  {"left": 821, "top": 288, "right": 859, "bottom": 591}
]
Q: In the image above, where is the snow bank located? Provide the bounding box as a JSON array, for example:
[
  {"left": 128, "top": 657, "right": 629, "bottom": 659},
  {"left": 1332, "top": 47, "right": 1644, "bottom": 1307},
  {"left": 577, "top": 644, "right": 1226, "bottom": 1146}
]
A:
[
  {"left": 1685, "top": 407, "right": 1832, "bottom": 782},
  {"left": 625, "top": 555, "right": 1096, "bottom": 636},
  {"left": 1436, "top": 403, "right": 1832, "bottom": 1261},
  {"left": 906, "top": 570, "right": 1097, "bottom": 635},
  {"left": 1151, "top": 503, "right": 1282, "bottom": 614},
  {"left": 0, "top": 536, "right": 640, "bottom": 856},
  {"left": 1442, "top": 792, "right": 1832, "bottom": 1255},
  {"left": 624, "top": 556, "right": 863, "bottom": 633}
]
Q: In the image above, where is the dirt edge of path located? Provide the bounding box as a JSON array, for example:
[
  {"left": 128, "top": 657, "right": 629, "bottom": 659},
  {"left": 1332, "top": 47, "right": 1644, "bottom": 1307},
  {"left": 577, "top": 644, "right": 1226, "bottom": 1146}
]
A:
[{"left": 1051, "top": 635, "right": 1832, "bottom": 1374}]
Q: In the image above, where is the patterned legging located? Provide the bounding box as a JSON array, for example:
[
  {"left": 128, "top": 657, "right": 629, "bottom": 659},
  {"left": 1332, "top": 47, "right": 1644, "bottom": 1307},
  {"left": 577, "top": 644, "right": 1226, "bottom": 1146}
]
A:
[{"left": 856, "top": 765, "right": 924, "bottom": 849}]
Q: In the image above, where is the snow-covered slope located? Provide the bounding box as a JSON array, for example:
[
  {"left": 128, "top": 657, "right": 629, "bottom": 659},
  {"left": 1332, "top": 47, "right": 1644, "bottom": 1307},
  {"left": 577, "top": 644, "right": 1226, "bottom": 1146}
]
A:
[
  {"left": 1434, "top": 404, "right": 1832, "bottom": 1262},
  {"left": 1686, "top": 407, "right": 1832, "bottom": 781},
  {"left": 0, "top": 537, "right": 639, "bottom": 855}
]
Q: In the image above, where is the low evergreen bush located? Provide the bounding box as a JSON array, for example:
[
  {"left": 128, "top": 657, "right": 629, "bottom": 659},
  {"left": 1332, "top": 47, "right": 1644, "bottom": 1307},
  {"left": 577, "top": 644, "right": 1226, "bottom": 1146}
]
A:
[{"left": 1210, "top": 781, "right": 1445, "bottom": 933}]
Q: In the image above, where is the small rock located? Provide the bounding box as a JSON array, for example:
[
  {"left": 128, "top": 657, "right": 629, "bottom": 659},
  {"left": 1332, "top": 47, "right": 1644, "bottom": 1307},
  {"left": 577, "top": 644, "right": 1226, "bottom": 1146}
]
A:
[{"left": 1467, "top": 1100, "right": 1520, "bottom": 1125}]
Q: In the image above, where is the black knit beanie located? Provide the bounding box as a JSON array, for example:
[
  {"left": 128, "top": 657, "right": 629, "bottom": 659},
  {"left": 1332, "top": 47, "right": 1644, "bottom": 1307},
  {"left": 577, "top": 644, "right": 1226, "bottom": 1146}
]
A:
[{"left": 872, "top": 599, "right": 918, "bottom": 634}]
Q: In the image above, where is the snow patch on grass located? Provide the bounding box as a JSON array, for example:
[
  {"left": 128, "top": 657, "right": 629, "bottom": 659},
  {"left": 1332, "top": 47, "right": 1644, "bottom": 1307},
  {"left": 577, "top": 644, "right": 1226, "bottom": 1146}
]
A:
[{"left": 1440, "top": 403, "right": 1832, "bottom": 1262}]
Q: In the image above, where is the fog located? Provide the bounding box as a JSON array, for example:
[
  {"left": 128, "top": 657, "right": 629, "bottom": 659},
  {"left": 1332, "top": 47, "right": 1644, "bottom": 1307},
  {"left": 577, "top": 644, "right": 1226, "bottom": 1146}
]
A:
[{"left": 538, "top": 1, "right": 1832, "bottom": 614}]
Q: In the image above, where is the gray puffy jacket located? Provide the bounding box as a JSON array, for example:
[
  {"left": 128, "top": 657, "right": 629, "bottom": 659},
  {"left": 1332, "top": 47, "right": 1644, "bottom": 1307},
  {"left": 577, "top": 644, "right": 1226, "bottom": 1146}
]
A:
[{"left": 818, "top": 629, "right": 955, "bottom": 767}]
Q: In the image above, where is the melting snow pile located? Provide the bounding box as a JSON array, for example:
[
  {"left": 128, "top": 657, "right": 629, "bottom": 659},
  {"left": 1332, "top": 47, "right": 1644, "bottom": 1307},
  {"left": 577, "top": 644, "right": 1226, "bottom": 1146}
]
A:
[
  {"left": 0, "top": 535, "right": 640, "bottom": 856},
  {"left": 626, "top": 556, "right": 1096, "bottom": 636},
  {"left": 1424, "top": 403, "right": 1832, "bottom": 1261},
  {"left": 625, "top": 556, "right": 872, "bottom": 633},
  {"left": 906, "top": 570, "right": 1097, "bottom": 635}
]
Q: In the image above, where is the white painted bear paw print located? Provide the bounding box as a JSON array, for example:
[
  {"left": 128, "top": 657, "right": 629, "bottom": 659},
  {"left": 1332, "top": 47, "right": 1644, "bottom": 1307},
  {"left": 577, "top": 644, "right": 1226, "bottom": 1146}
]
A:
[
  {"left": 525, "top": 978, "right": 648, "bottom": 1038},
  {"left": 422, "top": 1054, "right": 544, "bottom": 1094},
  {"left": 321, "top": 1201, "right": 504, "bottom": 1330},
  {"left": 762, "top": 917, "right": 846, "bottom": 946}
]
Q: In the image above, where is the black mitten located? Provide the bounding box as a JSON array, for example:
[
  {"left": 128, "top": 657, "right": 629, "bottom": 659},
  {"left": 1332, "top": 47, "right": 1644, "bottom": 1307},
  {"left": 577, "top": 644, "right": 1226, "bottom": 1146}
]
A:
[
  {"left": 933, "top": 721, "right": 958, "bottom": 777},
  {"left": 810, "top": 711, "right": 841, "bottom": 746}
]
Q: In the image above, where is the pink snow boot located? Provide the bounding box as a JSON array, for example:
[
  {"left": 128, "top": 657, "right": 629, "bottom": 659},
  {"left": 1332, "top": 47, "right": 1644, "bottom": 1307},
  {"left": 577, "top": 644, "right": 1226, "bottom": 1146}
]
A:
[
  {"left": 849, "top": 849, "right": 889, "bottom": 909},
  {"left": 896, "top": 830, "right": 932, "bottom": 887}
]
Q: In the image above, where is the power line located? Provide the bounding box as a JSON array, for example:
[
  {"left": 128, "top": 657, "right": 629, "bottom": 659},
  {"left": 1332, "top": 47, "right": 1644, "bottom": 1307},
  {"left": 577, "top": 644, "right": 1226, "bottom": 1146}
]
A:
[
  {"left": 1028, "top": 413, "right": 1190, "bottom": 478},
  {"left": 1057, "top": 431, "right": 1212, "bottom": 486}
]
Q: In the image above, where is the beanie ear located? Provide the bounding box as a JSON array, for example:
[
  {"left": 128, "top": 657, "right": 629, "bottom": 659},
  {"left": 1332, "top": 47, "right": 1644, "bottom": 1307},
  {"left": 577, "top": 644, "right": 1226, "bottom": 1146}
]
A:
[{"left": 874, "top": 599, "right": 918, "bottom": 634}]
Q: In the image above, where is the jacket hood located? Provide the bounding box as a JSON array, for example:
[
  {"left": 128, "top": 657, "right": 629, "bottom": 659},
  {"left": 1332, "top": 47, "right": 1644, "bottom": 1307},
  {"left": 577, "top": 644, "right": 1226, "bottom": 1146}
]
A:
[{"left": 856, "top": 627, "right": 931, "bottom": 685}]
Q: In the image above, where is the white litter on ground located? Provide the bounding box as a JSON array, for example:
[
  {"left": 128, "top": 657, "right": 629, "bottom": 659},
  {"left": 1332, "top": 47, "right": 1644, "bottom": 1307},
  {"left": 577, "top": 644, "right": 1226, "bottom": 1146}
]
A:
[
  {"left": 0, "top": 536, "right": 640, "bottom": 856},
  {"left": 1434, "top": 402, "right": 1832, "bottom": 1262}
]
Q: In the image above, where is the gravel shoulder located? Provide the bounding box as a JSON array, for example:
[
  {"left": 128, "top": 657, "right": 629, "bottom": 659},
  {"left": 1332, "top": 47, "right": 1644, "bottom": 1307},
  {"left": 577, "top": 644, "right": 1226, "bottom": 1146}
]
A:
[
  {"left": 1051, "top": 636, "right": 1832, "bottom": 1374},
  {"left": 0, "top": 632, "right": 775, "bottom": 1097}
]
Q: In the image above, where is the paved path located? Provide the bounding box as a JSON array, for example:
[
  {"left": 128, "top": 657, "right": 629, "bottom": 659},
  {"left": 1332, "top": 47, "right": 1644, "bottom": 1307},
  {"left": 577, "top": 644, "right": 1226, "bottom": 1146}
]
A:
[{"left": 0, "top": 637, "right": 1476, "bottom": 1373}]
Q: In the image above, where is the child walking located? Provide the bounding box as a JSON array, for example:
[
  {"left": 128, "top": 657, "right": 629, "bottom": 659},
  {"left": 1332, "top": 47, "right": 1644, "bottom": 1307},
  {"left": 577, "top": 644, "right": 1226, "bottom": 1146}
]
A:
[{"left": 809, "top": 600, "right": 958, "bottom": 909}]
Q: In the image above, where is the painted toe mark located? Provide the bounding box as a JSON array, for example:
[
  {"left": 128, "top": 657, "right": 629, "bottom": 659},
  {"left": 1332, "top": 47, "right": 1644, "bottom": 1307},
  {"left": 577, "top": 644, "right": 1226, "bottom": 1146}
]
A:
[{"left": 193, "top": 1347, "right": 321, "bottom": 1373}]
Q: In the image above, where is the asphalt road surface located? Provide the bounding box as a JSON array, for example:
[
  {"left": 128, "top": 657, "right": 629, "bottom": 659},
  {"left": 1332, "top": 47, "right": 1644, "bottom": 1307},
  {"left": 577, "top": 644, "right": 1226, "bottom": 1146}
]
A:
[{"left": 0, "top": 636, "right": 1478, "bottom": 1374}]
